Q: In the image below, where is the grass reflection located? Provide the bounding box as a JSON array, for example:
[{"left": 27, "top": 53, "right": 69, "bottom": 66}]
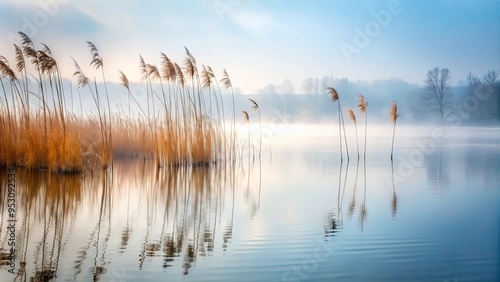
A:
[{"left": 0, "top": 161, "right": 239, "bottom": 280}]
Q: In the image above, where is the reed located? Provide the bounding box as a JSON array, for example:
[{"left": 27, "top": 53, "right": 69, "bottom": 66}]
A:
[
  {"left": 356, "top": 94, "right": 368, "bottom": 160},
  {"left": 327, "top": 87, "right": 349, "bottom": 162},
  {"left": 390, "top": 101, "right": 399, "bottom": 161},
  {"left": 0, "top": 34, "right": 88, "bottom": 172},
  {"left": 247, "top": 98, "right": 261, "bottom": 160},
  {"left": 241, "top": 111, "right": 251, "bottom": 159},
  {"left": 220, "top": 69, "right": 236, "bottom": 163},
  {"left": 0, "top": 33, "right": 237, "bottom": 172},
  {"left": 346, "top": 108, "right": 359, "bottom": 159}
]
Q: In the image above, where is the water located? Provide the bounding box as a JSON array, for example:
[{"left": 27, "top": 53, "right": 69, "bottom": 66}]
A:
[{"left": 0, "top": 125, "right": 499, "bottom": 281}]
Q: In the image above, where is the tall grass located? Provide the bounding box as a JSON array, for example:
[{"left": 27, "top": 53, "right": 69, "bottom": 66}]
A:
[
  {"left": 390, "top": 101, "right": 399, "bottom": 161},
  {"left": 0, "top": 33, "right": 237, "bottom": 172},
  {"left": 356, "top": 94, "right": 368, "bottom": 160},
  {"left": 247, "top": 98, "right": 261, "bottom": 160},
  {"left": 241, "top": 111, "right": 250, "bottom": 160},
  {"left": 220, "top": 69, "right": 236, "bottom": 164},
  {"left": 327, "top": 87, "right": 349, "bottom": 162},
  {"left": 346, "top": 108, "right": 359, "bottom": 160}
]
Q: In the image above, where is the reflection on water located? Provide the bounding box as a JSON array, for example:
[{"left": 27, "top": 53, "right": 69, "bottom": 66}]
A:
[
  {"left": 0, "top": 161, "right": 251, "bottom": 281},
  {"left": 0, "top": 126, "right": 499, "bottom": 281},
  {"left": 0, "top": 169, "right": 83, "bottom": 282}
]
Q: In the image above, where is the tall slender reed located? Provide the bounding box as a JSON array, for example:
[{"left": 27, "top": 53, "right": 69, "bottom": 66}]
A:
[
  {"left": 356, "top": 94, "right": 368, "bottom": 160},
  {"left": 1, "top": 33, "right": 236, "bottom": 171},
  {"left": 346, "top": 108, "right": 359, "bottom": 160},
  {"left": 390, "top": 101, "right": 399, "bottom": 161},
  {"left": 220, "top": 69, "right": 236, "bottom": 163},
  {"left": 87, "top": 42, "right": 112, "bottom": 168},
  {"left": 327, "top": 87, "right": 349, "bottom": 161},
  {"left": 247, "top": 98, "right": 261, "bottom": 160}
]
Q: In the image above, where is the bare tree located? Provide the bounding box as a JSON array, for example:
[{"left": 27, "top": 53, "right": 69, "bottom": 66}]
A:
[
  {"left": 280, "top": 79, "right": 295, "bottom": 94},
  {"left": 301, "top": 78, "right": 314, "bottom": 95},
  {"left": 482, "top": 70, "right": 499, "bottom": 120},
  {"left": 483, "top": 70, "right": 499, "bottom": 88},
  {"left": 257, "top": 83, "right": 276, "bottom": 95},
  {"left": 422, "top": 67, "right": 454, "bottom": 121},
  {"left": 312, "top": 78, "right": 320, "bottom": 95},
  {"left": 320, "top": 76, "right": 334, "bottom": 96},
  {"left": 466, "top": 72, "right": 483, "bottom": 119}
]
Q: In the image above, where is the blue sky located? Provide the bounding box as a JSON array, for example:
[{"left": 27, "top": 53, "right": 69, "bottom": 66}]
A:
[{"left": 0, "top": 0, "right": 499, "bottom": 93}]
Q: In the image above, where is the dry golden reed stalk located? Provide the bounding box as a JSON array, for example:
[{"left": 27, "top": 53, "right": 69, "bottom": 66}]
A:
[
  {"left": 390, "top": 101, "right": 399, "bottom": 160},
  {"left": 346, "top": 108, "right": 359, "bottom": 159},
  {"left": 327, "top": 86, "right": 349, "bottom": 162},
  {"left": 356, "top": 94, "right": 368, "bottom": 159},
  {"left": 247, "top": 98, "right": 262, "bottom": 159},
  {"left": 0, "top": 33, "right": 237, "bottom": 172}
]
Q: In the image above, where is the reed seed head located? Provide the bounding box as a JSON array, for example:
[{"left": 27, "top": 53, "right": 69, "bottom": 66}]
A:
[
  {"left": 242, "top": 111, "right": 249, "bottom": 123},
  {"left": 71, "top": 58, "right": 89, "bottom": 89},
  {"left": 356, "top": 94, "right": 368, "bottom": 113},
  {"left": 390, "top": 101, "right": 399, "bottom": 123},
  {"left": 87, "top": 41, "right": 103, "bottom": 70},
  {"left": 139, "top": 55, "right": 147, "bottom": 80},
  {"left": 118, "top": 70, "right": 130, "bottom": 91},
  {"left": 248, "top": 98, "right": 259, "bottom": 111},
  {"left": 160, "top": 52, "right": 176, "bottom": 82},
  {"left": 13, "top": 44, "right": 25, "bottom": 73},
  {"left": 0, "top": 59, "right": 17, "bottom": 81},
  {"left": 221, "top": 68, "right": 232, "bottom": 89},
  {"left": 347, "top": 108, "right": 356, "bottom": 123},
  {"left": 326, "top": 87, "right": 339, "bottom": 102}
]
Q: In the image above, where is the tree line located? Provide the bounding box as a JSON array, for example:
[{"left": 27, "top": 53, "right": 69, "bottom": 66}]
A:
[{"left": 252, "top": 69, "right": 499, "bottom": 124}]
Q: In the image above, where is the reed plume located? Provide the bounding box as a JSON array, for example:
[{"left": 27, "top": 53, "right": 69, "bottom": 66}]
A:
[
  {"left": 327, "top": 87, "right": 349, "bottom": 162},
  {"left": 1, "top": 33, "right": 236, "bottom": 171},
  {"left": 356, "top": 94, "right": 368, "bottom": 160},
  {"left": 390, "top": 101, "right": 399, "bottom": 161},
  {"left": 346, "top": 108, "right": 359, "bottom": 159},
  {"left": 247, "top": 98, "right": 261, "bottom": 160},
  {"left": 242, "top": 111, "right": 250, "bottom": 161},
  {"left": 87, "top": 41, "right": 112, "bottom": 168},
  {"left": 221, "top": 69, "right": 236, "bottom": 163}
]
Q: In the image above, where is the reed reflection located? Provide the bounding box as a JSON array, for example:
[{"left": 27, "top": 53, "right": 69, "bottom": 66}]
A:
[
  {"left": 0, "top": 168, "right": 83, "bottom": 282},
  {"left": 391, "top": 160, "right": 398, "bottom": 217},
  {"left": 358, "top": 160, "right": 367, "bottom": 232},
  {"left": 0, "top": 160, "right": 239, "bottom": 280},
  {"left": 111, "top": 161, "right": 237, "bottom": 276}
]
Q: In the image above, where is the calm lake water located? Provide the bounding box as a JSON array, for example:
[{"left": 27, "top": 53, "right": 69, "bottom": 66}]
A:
[{"left": 1, "top": 125, "right": 499, "bottom": 282}]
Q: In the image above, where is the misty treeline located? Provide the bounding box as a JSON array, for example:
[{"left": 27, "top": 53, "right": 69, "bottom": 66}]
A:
[{"left": 253, "top": 69, "right": 500, "bottom": 124}]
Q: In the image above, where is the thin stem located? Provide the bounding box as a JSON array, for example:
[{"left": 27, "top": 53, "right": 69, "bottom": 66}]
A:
[
  {"left": 339, "top": 102, "right": 349, "bottom": 162},
  {"left": 391, "top": 121, "right": 396, "bottom": 161},
  {"left": 337, "top": 102, "right": 343, "bottom": 162},
  {"left": 364, "top": 112, "right": 367, "bottom": 160}
]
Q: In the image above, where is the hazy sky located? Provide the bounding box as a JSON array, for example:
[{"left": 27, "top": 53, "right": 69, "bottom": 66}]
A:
[{"left": 0, "top": 0, "right": 499, "bottom": 93}]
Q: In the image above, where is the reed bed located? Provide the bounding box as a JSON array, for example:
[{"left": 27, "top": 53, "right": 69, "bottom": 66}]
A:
[{"left": 0, "top": 32, "right": 237, "bottom": 173}]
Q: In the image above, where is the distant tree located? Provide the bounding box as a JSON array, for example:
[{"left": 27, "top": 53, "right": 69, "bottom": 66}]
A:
[
  {"left": 256, "top": 83, "right": 276, "bottom": 95},
  {"left": 482, "top": 70, "right": 499, "bottom": 120},
  {"left": 312, "top": 78, "right": 320, "bottom": 95},
  {"left": 483, "top": 70, "right": 499, "bottom": 88},
  {"left": 301, "top": 78, "right": 314, "bottom": 95},
  {"left": 466, "top": 72, "right": 483, "bottom": 119},
  {"left": 422, "top": 67, "right": 454, "bottom": 121},
  {"left": 280, "top": 79, "right": 295, "bottom": 94},
  {"left": 320, "top": 76, "right": 333, "bottom": 96}
]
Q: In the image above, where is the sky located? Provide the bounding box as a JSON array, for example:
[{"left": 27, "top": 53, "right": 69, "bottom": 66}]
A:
[{"left": 0, "top": 0, "right": 499, "bottom": 93}]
